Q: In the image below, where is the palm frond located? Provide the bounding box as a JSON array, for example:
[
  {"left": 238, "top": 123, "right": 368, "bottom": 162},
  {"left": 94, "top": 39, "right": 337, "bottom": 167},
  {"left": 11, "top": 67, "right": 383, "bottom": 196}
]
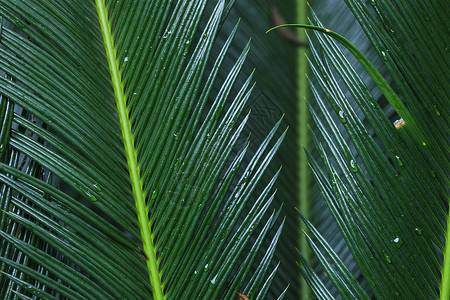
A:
[
  {"left": 294, "top": 1, "right": 449, "bottom": 298},
  {"left": 0, "top": 1, "right": 286, "bottom": 299}
]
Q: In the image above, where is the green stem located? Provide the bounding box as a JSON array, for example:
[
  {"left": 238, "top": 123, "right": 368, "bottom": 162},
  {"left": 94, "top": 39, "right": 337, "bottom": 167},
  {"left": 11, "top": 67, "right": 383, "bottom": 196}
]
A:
[
  {"left": 94, "top": 1, "right": 164, "bottom": 299},
  {"left": 267, "top": 24, "right": 428, "bottom": 148},
  {"left": 295, "top": 2, "right": 311, "bottom": 300},
  {"left": 441, "top": 210, "right": 450, "bottom": 300}
]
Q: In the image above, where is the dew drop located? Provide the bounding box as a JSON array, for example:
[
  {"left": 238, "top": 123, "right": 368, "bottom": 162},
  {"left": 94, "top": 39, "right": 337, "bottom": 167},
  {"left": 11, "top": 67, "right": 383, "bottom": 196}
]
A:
[
  {"left": 395, "top": 155, "right": 403, "bottom": 167},
  {"left": 338, "top": 110, "right": 347, "bottom": 123},
  {"left": 210, "top": 274, "right": 218, "bottom": 284},
  {"left": 391, "top": 236, "right": 403, "bottom": 248},
  {"left": 204, "top": 263, "right": 209, "bottom": 271},
  {"left": 93, "top": 183, "right": 102, "bottom": 192},
  {"left": 349, "top": 159, "right": 358, "bottom": 172},
  {"left": 370, "top": 0, "right": 377, "bottom": 6},
  {"left": 162, "top": 31, "right": 172, "bottom": 39},
  {"left": 370, "top": 102, "right": 376, "bottom": 108},
  {"left": 243, "top": 170, "right": 251, "bottom": 182},
  {"left": 0, "top": 144, "right": 4, "bottom": 153},
  {"left": 151, "top": 190, "right": 157, "bottom": 199},
  {"left": 384, "top": 254, "right": 392, "bottom": 264},
  {"left": 415, "top": 228, "right": 422, "bottom": 235},
  {"left": 381, "top": 51, "right": 388, "bottom": 61},
  {"left": 174, "top": 133, "right": 179, "bottom": 141},
  {"left": 85, "top": 190, "right": 97, "bottom": 202},
  {"left": 124, "top": 57, "right": 129, "bottom": 62},
  {"left": 194, "top": 270, "right": 198, "bottom": 275},
  {"left": 433, "top": 105, "right": 440, "bottom": 116}
]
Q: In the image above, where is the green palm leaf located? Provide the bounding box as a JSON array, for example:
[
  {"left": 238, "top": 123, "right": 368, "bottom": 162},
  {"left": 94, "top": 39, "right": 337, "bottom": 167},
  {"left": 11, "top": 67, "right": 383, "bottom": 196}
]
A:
[
  {"left": 0, "top": 1, "right": 286, "bottom": 299},
  {"left": 289, "top": 1, "right": 449, "bottom": 299}
]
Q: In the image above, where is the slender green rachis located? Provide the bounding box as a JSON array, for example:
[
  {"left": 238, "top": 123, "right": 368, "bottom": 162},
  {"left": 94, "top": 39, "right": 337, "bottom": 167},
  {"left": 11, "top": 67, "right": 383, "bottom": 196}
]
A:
[{"left": 94, "top": 1, "right": 165, "bottom": 299}]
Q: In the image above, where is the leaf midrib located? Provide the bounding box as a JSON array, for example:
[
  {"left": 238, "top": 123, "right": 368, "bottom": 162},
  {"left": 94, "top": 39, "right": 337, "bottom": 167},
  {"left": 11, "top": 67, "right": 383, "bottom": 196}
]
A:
[{"left": 94, "top": 1, "right": 164, "bottom": 299}]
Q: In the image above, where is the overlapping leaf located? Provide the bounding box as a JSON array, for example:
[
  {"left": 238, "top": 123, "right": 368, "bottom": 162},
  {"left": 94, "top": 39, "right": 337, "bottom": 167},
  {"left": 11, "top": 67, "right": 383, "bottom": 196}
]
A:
[
  {"left": 295, "top": 1, "right": 448, "bottom": 299},
  {"left": 0, "top": 1, "right": 286, "bottom": 299}
]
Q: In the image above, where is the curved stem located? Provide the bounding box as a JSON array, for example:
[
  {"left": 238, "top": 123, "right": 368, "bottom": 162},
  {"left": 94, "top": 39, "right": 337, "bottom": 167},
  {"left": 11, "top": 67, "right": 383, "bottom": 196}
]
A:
[
  {"left": 95, "top": 1, "right": 164, "bottom": 299},
  {"left": 267, "top": 24, "right": 428, "bottom": 147}
]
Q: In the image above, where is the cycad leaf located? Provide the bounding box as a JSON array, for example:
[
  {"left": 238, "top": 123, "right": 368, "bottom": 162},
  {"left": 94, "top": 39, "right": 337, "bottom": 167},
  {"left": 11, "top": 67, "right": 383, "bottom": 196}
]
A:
[
  {"left": 279, "top": 1, "right": 449, "bottom": 299},
  {"left": 0, "top": 1, "right": 285, "bottom": 299}
]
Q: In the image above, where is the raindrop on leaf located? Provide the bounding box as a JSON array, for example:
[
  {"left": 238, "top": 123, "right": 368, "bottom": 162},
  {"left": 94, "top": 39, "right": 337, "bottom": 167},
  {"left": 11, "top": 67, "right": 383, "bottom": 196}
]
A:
[
  {"left": 93, "top": 183, "right": 102, "bottom": 192},
  {"left": 433, "top": 105, "right": 440, "bottom": 116},
  {"left": 210, "top": 274, "right": 218, "bottom": 284},
  {"left": 349, "top": 159, "right": 358, "bottom": 172},
  {"left": 85, "top": 190, "right": 97, "bottom": 202},
  {"left": 338, "top": 110, "right": 347, "bottom": 123},
  {"left": 391, "top": 236, "right": 403, "bottom": 248},
  {"left": 395, "top": 155, "right": 403, "bottom": 167}
]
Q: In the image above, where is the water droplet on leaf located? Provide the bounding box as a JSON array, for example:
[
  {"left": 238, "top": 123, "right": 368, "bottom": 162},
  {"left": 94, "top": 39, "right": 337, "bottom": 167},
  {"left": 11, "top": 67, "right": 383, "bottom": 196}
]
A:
[
  {"left": 395, "top": 155, "right": 403, "bottom": 167},
  {"left": 391, "top": 236, "right": 403, "bottom": 248},
  {"left": 93, "top": 183, "right": 102, "bottom": 192},
  {"left": 338, "top": 110, "right": 347, "bottom": 123},
  {"left": 433, "top": 105, "right": 440, "bottom": 116},
  {"left": 85, "top": 190, "right": 97, "bottom": 202},
  {"left": 349, "top": 159, "right": 358, "bottom": 172},
  {"left": 210, "top": 274, "right": 218, "bottom": 284}
]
